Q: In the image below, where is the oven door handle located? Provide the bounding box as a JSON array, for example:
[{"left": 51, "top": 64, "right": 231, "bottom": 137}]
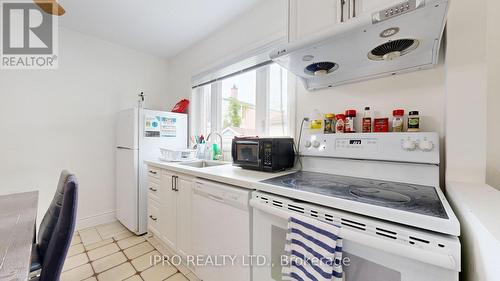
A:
[{"left": 250, "top": 199, "right": 459, "bottom": 271}]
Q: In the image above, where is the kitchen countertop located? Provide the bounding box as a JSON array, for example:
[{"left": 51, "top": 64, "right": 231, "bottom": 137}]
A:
[
  {"left": 145, "top": 159, "right": 296, "bottom": 189},
  {"left": 446, "top": 181, "right": 500, "bottom": 242},
  {"left": 446, "top": 181, "right": 500, "bottom": 280}
]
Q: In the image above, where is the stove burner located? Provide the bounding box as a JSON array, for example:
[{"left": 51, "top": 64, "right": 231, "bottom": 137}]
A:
[{"left": 349, "top": 187, "right": 412, "bottom": 204}]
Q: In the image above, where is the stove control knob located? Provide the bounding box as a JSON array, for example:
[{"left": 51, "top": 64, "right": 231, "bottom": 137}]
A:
[
  {"left": 312, "top": 140, "right": 321, "bottom": 148},
  {"left": 402, "top": 140, "right": 416, "bottom": 151},
  {"left": 304, "top": 140, "right": 312, "bottom": 148},
  {"left": 418, "top": 140, "right": 434, "bottom": 151}
]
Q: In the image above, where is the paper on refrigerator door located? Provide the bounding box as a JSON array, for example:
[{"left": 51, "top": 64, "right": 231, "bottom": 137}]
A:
[
  {"left": 144, "top": 116, "right": 160, "bottom": 137},
  {"left": 160, "top": 117, "right": 177, "bottom": 137}
]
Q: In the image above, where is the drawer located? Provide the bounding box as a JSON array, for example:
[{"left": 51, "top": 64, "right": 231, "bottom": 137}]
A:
[
  {"left": 147, "top": 167, "right": 161, "bottom": 179},
  {"left": 147, "top": 199, "right": 160, "bottom": 235},
  {"left": 149, "top": 176, "right": 160, "bottom": 185},
  {"left": 148, "top": 182, "right": 160, "bottom": 202}
]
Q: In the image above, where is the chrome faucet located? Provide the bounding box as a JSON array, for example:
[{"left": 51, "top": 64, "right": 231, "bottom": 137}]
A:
[{"left": 207, "top": 132, "right": 223, "bottom": 160}]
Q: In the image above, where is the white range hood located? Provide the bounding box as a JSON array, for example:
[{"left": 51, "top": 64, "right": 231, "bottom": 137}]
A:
[{"left": 270, "top": 0, "right": 449, "bottom": 90}]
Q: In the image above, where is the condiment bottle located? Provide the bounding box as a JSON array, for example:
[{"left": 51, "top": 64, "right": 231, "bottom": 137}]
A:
[
  {"left": 362, "top": 106, "right": 372, "bottom": 133},
  {"left": 324, "top": 113, "right": 336, "bottom": 134},
  {"left": 345, "top": 110, "right": 357, "bottom": 133},
  {"left": 335, "top": 114, "right": 345, "bottom": 133},
  {"left": 392, "top": 109, "right": 405, "bottom": 132},
  {"left": 374, "top": 118, "right": 389, "bottom": 132},
  {"left": 310, "top": 110, "right": 324, "bottom": 132},
  {"left": 407, "top": 111, "right": 420, "bottom": 132}
]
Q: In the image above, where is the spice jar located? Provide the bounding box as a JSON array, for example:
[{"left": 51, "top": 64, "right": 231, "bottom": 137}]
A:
[
  {"left": 392, "top": 109, "right": 405, "bottom": 132},
  {"left": 335, "top": 114, "right": 345, "bottom": 133},
  {"left": 374, "top": 118, "right": 389, "bottom": 132},
  {"left": 345, "top": 110, "right": 357, "bottom": 133},
  {"left": 324, "top": 113, "right": 336, "bottom": 134},
  {"left": 407, "top": 111, "right": 420, "bottom": 132}
]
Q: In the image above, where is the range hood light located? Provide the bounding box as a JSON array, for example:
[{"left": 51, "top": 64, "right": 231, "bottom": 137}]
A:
[
  {"left": 303, "top": 55, "right": 314, "bottom": 61},
  {"left": 383, "top": 51, "right": 402, "bottom": 60},
  {"left": 314, "top": 70, "right": 329, "bottom": 76}
]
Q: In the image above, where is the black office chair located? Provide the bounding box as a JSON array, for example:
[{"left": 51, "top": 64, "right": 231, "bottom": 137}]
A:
[{"left": 30, "top": 170, "right": 78, "bottom": 281}]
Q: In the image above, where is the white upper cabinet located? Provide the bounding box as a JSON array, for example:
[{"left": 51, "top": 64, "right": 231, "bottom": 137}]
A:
[
  {"left": 289, "top": 0, "right": 339, "bottom": 41},
  {"left": 288, "top": 0, "right": 399, "bottom": 41}
]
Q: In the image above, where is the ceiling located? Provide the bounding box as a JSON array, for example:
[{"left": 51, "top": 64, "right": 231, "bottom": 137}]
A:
[{"left": 59, "top": 0, "right": 262, "bottom": 58}]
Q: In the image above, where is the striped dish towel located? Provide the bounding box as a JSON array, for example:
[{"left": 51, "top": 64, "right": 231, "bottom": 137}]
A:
[{"left": 282, "top": 216, "right": 343, "bottom": 281}]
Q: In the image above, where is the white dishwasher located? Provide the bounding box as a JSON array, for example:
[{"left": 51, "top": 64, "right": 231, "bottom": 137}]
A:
[{"left": 192, "top": 179, "right": 252, "bottom": 281}]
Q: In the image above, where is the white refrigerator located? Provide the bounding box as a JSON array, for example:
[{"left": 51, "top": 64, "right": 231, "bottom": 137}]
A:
[{"left": 116, "top": 108, "right": 188, "bottom": 234}]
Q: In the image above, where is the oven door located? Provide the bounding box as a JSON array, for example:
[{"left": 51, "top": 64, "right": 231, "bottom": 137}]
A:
[
  {"left": 232, "top": 140, "right": 261, "bottom": 167},
  {"left": 251, "top": 199, "right": 458, "bottom": 281}
]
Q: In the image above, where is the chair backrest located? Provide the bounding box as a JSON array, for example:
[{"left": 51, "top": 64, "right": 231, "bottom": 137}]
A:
[
  {"left": 39, "top": 172, "right": 78, "bottom": 281},
  {"left": 37, "top": 170, "right": 73, "bottom": 258}
]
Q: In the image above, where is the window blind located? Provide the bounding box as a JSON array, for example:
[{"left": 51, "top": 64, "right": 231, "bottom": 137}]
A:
[{"left": 191, "top": 37, "right": 286, "bottom": 89}]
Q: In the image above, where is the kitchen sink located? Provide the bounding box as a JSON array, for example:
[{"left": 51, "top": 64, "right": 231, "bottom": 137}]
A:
[{"left": 178, "top": 160, "right": 229, "bottom": 168}]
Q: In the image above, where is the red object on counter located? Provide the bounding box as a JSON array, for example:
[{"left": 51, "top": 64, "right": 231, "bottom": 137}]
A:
[
  {"left": 171, "top": 99, "right": 189, "bottom": 113},
  {"left": 374, "top": 118, "right": 389, "bottom": 132}
]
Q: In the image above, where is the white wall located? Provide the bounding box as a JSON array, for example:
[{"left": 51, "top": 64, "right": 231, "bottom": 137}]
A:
[
  {"left": 486, "top": 0, "right": 500, "bottom": 190},
  {"left": 167, "top": 0, "right": 287, "bottom": 110},
  {"left": 445, "top": 0, "right": 488, "bottom": 184},
  {"left": 0, "top": 27, "right": 170, "bottom": 229}
]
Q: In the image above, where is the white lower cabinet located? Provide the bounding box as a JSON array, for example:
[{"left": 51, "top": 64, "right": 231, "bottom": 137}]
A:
[
  {"left": 147, "top": 166, "right": 193, "bottom": 258},
  {"left": 147, "top": 167, "right": 161, "bottom": 237},
  {"left": 176, "top": 176, "right": 192, "bottom": 257}
]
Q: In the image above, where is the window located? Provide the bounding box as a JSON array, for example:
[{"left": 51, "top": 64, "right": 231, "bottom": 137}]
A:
[
  {"left": 191, "top": 63, "right": 291, "bottom": 156},
  {"left": 221, "top": 70, "right": 257, "bottom": 137}
]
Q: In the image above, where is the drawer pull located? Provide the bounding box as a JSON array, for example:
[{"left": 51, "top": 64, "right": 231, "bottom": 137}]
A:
[
  {"left": 149, "top": 187, "right": 158, "bottom": 192},
  {"left": 149, "top": 170, "right": 157, "bottom": 175},
  {"left": 149, "top": 215, "right": 157, "bottom": 221}
]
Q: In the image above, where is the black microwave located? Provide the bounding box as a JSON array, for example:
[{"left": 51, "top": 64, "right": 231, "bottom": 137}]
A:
[{"left": 231, "top": 137, "right": 295, "bottom": 172}]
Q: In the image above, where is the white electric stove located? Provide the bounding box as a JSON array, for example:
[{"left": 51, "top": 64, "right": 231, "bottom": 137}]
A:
[{"left": 251, "top": 132, "right": 461, "bottom": 281}]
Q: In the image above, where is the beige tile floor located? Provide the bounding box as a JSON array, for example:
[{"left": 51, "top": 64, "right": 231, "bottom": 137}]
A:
[{"left": 63, "top": 221, "right": 201, "bottom": 281}]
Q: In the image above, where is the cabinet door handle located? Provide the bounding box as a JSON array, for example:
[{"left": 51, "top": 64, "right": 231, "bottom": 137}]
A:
[
  {"left": 149, "top": 215, "right": 157, "bottom": 221},
  {"left": 149, "top": 187, "right": 157, "bottom": 192},
  {"left": 340, "top": 0, "right": 345, "bottom": 22},
  {"left": 174, "top": 176, "right": 179, "bottom": 191},
  {"left": 149, "top": 170, "right": 157, "bottom": 175},
  {"left": 171, "top": 176, "right": 175, "bottom": 191},
  {"left": 352, "top": 0, "right": 357, "bottom": 18}
]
